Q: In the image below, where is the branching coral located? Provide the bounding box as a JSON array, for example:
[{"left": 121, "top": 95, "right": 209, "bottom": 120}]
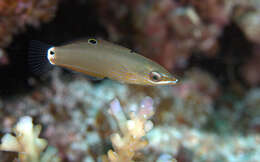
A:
[
  {"left": 103, "top": 97, "right": 167, "bottom": 162},
  {"left": 0, "top": 116, "right": 60, "bottom": 162}
]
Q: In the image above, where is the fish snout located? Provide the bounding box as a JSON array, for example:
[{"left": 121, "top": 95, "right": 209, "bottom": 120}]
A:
[
  {"left": 155, "top": 75, "right": 179, "bottom": 85},
  {"left": 167, "top": 77, "right": 179, "bottom": 85}
]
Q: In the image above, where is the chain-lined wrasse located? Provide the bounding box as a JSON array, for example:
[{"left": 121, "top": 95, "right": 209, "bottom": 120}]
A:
[{"left": 28, "top": 38, "right": 178, "bottom": 86}]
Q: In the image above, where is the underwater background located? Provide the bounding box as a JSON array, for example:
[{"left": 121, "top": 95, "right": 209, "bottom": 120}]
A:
[{"left": 0, "top": 0, "right": 259, "bottom": 161}]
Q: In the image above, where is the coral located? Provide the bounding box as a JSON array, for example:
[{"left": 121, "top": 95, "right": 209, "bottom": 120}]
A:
[
  {"left": 147, "top": 126, "right": 260, "bottom": 162},
  {"left": 96, "top": 0, "right": 233, "bottom": 70},
  {"left": 0, "top": 70, "right": 179, "bottom": 161},
  {"left": 156, "top": 154, "right": 177, "bottom": 162},
  {"left": 180, "top": 0, "right": 231, "bottom": 25},
  {"left": 233, "top": 0, "right": 260, "bottom": 44},
  {"left": 0, "top": 69, "right": 132, "bottom": 161},
  {"left": 241, "top": 46, "right": 260, "bottom": 86},
  {"left": 0, "top": 116, "right": 60, "bottom": 162},
  {"left": 0, "top": 0, "right": 59, "bottom": 66},
  {"left": 0, "top": 0, "right": 59, "bottom": 47},
  {"left": 103, "top": 97, "right": 155, "bottom": 162},
  {"left": 241, "top": 88, "right": 260, "bottom": 132},
  {"left": 0, "top": 69, "right": 259, "bottom": 161},
  {"left": 1, "top": 0, "right": 260, "bottom": 161},
  {"left": 157, "top": 69, "right": 219, "bottom": 128},
  {"left": 95, "top": 0, "right": 260, "bottom": 87}
]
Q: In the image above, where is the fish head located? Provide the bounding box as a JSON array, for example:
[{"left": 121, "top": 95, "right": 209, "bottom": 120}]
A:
[
  {"left": 139, "top": 67, "right": 178, "bottom": 86},
  {"left": 145, "top": 70, "right": 178, "bottom": 86},
  {"left": 127, "top": 61, "right": 179, "bottom": 86},
  {"left": 141, "top": 59, "right": 179, "bottom": 86}
]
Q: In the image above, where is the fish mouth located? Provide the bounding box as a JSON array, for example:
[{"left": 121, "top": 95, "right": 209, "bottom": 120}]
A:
[
  {"left": 170, "top": 78, "right": 179, "bottom": 84},
  {"left": 161, "top": 79, "right": 178, "bottom": 85},
  {"left": 152, "top": 77, "right": 179, "bottom": 85},
  {"left": 145, "top": 74, "right": 179, "bottom": 86}
]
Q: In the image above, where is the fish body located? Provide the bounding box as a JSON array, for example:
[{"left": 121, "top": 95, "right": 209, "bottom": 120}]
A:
[{"left": 29, "top": 38, "right": 178, "bottom": 86}]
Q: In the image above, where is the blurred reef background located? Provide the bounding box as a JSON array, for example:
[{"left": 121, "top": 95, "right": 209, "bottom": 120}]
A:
[{"left": 0, "top": 0, "right": 260, "bottom": 161}]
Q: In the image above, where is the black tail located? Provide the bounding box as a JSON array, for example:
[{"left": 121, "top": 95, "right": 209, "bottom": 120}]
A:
[{"left": 28, "top": 40, "right": 53, "bottom": 75}]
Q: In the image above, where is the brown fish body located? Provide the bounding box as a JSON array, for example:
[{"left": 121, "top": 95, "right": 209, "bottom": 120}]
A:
[{"left": 29, "top": 38, "right": 178, "bottom": 86}]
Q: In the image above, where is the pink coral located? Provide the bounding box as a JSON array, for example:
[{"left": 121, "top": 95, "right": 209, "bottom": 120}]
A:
[
  {"left": 96, "top": 0, "right": 230, "bottom": 71},
  {"left": 0, "top": 0, "right": 59, "bottom": 47}
]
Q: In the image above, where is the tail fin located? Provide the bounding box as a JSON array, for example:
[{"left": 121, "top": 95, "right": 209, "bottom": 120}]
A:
[{"left": 28, "top": 40, "right": 53, "bottom": 75}]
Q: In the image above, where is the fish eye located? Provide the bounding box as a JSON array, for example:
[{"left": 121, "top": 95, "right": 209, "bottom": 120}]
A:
[
  {"left": 88, "top": 38, "right": 98, "bottom": 45},
  {"left": 50, "top": 50, "right": 55, "bottom": 55},
  {"left": 150, "top": 71, "right": 162, "bottom": 82}
]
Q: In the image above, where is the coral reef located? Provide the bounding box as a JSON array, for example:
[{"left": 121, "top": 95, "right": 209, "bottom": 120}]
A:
[
  {"left": 147, "top": 126, "right": 260, "bottom": 162},
  {"left": 233, "top": 0, "right": 260, "bottom": 44},
  {"left": 0, "top": 0, "right": 59, "bottom": 65},
  {"left": 0, "top": 116, "right": 60, "bottom": 162},
  {"left": 96, "top": 0, "right": 230, "bottom": 71},
  {"left": 96, "top": 0, "right": 260, "bottom": 86},
  {"left": 0, "top": 0, "right": 260, "bottom": 161},
  {"left": 0, "top": 69, "right": 259, "bottom": 161},
  {"left": 0, "top": 85, "right": 178, "bottom": 162},
  {"left": 240, "top": 88, "right": 260, "bottom": 132},
  {"left": 155, "top": 68, "right": 219, "bottom": 128}
]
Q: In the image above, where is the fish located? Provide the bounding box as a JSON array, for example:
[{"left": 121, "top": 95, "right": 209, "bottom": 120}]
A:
[{"left": 28, "top": 38, "right": 178, "bottom": 86}]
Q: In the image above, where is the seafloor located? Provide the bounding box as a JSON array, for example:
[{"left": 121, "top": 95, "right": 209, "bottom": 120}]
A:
[{"left": 0, "top": 0, "right": 259, "bottom": 162}]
